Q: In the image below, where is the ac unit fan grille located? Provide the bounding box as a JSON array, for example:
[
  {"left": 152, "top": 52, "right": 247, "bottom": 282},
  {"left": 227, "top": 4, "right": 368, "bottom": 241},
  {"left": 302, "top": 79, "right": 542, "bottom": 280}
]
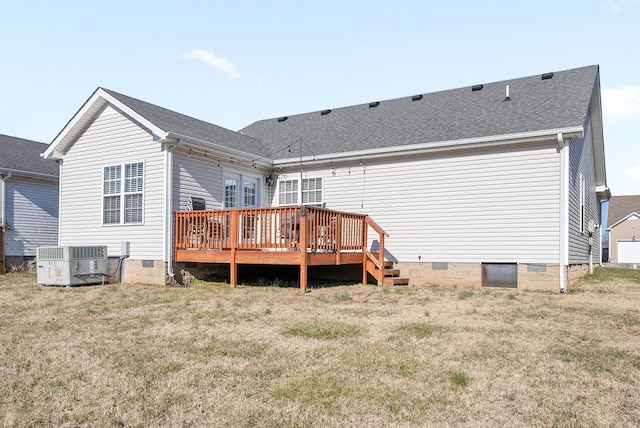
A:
[
  {"left": 38, "top": 247, "right": 64, "bottom": 260},
  {"left": 70, "top": 246, "right": 107, "bottom": 260}
]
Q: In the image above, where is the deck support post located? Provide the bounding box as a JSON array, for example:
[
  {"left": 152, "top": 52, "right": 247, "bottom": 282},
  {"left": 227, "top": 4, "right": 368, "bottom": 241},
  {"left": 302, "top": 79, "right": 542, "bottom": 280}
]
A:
[
  {"left": 377, "top": 232, "right": 385, "bottom": 285},
  {"left": 362, "top": 218, "right": 368, "bottom": 285},
  {"left": 335, "top": 214, "right": 342, "bottom": 266},
  {"left": 230, "top": 210, "right": 238, "bottom": 287},
  {"left": 299, "top": 207, "right": 308, "bottom": 293}
]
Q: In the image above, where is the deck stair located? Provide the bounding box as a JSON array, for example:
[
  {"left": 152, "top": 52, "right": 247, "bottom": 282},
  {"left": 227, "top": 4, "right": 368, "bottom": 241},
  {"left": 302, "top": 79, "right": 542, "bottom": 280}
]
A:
[{"left": 367, "top": 253, "right": 410, "bottom": 286}]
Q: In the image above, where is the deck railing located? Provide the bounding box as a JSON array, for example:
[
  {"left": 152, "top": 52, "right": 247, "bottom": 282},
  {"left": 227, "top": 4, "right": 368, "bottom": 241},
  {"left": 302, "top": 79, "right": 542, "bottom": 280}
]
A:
[
  {"left": 175, "top": 206, "right": 389, "bottom": 288},
  {"left": 175, "top": 206, "right": 368, "bottom": 251}
]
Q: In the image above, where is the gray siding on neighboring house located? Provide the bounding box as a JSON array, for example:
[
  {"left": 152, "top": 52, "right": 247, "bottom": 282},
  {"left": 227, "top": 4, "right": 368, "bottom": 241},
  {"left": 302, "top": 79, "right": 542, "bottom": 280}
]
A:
[
  {"left": 4, "top": 178, "right": 58, "bottom": 256},
  {"left": 58, "top": 105, "right": 166, "bottom": 259},
  {"left": 277, "top": 142, "right": 561, "bottom": 264},
  {"left": 567, "top": 116, "right": 601, "bottom": 264}
]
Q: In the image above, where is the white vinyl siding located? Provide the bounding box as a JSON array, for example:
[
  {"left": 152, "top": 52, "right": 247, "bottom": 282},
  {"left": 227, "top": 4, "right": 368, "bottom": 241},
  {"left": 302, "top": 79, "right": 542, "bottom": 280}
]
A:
[
  {"left": 172, "top": 148, "right": 267, "bottom": 211},
  {"left": 58, "top": 105, "right": 165, "bottom": 259},
  {"left": 568, "top": 119, "right": 600, "bottom": 264},
  {"left": 276, "top": 143, "right": 561, "bottom": 264},
  {"left": 3, "top": 178, "right": 59, "bottom": 256}
]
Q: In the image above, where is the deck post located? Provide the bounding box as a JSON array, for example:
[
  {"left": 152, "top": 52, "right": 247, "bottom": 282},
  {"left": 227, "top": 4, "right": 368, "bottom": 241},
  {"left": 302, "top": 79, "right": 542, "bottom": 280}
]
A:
[
  {"left": 377, "top": 232, "right": 385, "bottom": 285},
  {"left": 230, "top": 210, "right": 238, "bottom": 287},
  {"left": 335, "top": 214, "right": 342, "bottom": 265},
  {"left": 299, "top": 207, "right": 308, "bottom": 293},
  {"left": 362, "top": 217, "right": 368, "bottom": 285}
]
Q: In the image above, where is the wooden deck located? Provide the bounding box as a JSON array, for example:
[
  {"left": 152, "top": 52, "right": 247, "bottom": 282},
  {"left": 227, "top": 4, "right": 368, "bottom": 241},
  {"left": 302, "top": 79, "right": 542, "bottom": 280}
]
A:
[{"left": 174, "top": 206, "right": 389, "bottom": 292}]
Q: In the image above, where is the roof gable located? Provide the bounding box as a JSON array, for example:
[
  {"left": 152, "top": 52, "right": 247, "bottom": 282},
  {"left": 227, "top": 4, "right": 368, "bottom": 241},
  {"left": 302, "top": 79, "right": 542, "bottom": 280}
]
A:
[
  {"left": 608, "top": 212, "right": 640, "bottom": 230},
  {"left": 240, "top": 65, "right": 600, "bottom": 161},
  {"left": 607, "top": 195, "right": 640, "bottom": 228},
  {"left": 0, "top": 134, "right": 59, "bottom": 178},
  {"left": 44, "top": 88, "right": 270, "bottom": 161}
]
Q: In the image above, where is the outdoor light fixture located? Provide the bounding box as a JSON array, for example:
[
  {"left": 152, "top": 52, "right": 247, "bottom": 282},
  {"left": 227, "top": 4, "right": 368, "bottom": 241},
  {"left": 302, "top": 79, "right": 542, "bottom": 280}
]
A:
[{"left": 265, "top": 173, "right": 275, "bottom": 186}]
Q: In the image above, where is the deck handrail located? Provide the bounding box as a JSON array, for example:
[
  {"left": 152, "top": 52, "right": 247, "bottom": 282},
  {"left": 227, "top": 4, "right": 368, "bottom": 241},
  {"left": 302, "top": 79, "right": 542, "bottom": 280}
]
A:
[
  {"left": 175, "top": 206, "right": 371, "bottom": 252},
  {"left": 174, "top": 206, "right": 390, "bottom": 286}
]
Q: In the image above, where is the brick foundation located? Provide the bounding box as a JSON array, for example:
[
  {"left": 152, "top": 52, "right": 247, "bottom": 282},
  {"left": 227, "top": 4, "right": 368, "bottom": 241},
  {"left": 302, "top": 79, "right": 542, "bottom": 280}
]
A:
[{"left": 397, "top": 262, "right": 590, "bottom": 292}]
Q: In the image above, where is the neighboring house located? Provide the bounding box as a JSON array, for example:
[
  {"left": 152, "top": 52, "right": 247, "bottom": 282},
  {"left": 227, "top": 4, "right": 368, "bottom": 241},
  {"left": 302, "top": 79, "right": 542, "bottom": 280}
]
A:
[
  {"left": 43, "top": 65, "right": 609, "bottom": 291},
  {"left": 606, "top": 195, "right": 640, "bottom": 264},
  {"left": 1, "top": 134, "right": 59, "bottom": 271}
]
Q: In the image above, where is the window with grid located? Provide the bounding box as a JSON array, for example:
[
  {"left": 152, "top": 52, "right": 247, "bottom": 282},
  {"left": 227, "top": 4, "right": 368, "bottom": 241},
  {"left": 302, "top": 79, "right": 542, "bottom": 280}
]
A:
[
  {"left": 278, "top": 179, "right": 298, "bottom": 205},
  {"left": 103, "top": 162, "right": 143, "bottom": 225},
  {"left": 243, "top": 181, "right": 257, "bottom": 207},
  {"left": 224, "top": 178, "right": 237, "bottom": 208},
  {"left": 302, "top": 177, "right": 323, "bottom": 204},
  {"left": 278, "top": 177, "right": 323, "bottom": 205}
]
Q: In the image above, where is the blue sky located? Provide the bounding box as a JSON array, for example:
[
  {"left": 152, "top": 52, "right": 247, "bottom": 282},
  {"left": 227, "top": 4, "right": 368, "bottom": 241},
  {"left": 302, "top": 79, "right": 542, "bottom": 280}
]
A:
[{"left": 1, "top": 0, "right": 639, "bottom": 196}]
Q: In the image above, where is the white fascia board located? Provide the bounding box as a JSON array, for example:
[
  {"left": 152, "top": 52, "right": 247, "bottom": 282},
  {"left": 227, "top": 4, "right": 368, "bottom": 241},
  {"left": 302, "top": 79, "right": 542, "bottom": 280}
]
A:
[
  {"left": 164, "top": 131, "right": 272, "bottom": 169},
  {"left": 43, "top": 88, "right": 168, "bottom": 160},
  {"left": 272, "top": 126, "right": 584, "bottom": 167}
]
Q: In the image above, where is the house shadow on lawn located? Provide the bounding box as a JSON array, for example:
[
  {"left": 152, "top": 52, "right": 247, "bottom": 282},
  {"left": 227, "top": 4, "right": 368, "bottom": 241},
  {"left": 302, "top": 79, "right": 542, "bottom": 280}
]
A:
[
  {"left": 180, "top": 263, "right": 364, "bottom": 289},
  {"left": 239, "top": 264, "right": 363, "bottom": 289}
]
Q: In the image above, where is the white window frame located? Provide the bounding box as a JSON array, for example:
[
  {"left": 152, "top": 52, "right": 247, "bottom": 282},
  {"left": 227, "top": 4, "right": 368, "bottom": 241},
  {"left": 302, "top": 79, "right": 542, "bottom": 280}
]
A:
[
  {"left": 579, "top": 173, "right": 585, "bottom": 233},
  {"left": 278, "top": 176, "right": 324, "bottom": 206},
  {"left": 102, "top": 161, "right": 144, "bottom": 225},
  {"left": 223, "top": 170, "right": 262, "bottom": 208}
]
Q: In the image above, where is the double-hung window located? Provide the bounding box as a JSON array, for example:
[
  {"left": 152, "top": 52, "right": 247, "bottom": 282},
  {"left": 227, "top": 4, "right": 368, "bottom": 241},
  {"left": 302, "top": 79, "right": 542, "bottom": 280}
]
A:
[
  {"left": 103, "top": 162, "right": 144, "bottom": 225},
  {"left": 278, "top": 177, "right": 323, "bottom": 205}
]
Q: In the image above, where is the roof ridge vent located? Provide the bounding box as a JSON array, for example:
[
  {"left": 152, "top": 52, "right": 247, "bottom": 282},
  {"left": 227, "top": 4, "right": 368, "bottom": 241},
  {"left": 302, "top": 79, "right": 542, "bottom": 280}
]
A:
[
  {"left": 541, "top": 72, "right": 554, "bottom": 80},
  {"left": 277, "top": 116, "right": 288, "bottom": 123},
  {"left": 369, "top": 101, "right": 380, "bottom": 108},
  {"left": 321, "top": 109, "right": 332, "bottom": 116},
  {"left": 411, "top": 94, "right": 423, "bottom": 101},
  {"left": 472, "top": 84, "right": 484, "bottom": 91}
]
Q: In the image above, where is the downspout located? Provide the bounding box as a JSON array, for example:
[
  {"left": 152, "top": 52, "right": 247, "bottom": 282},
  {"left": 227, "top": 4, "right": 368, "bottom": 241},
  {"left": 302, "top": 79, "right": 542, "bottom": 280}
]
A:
[
  {"left": 165, "top": 139, "right": 184, "bottom": 280},
  {"left": 558, "top": 134, "right": 569, "bottom": 293},
  {"left": 1, "top": 172, "right": 11, "bottom": 230},
  {"left": 0, "top": 171, "right": 13, "bottom": 273},
  {"left": 1, "top": 172, "right": 12, "bottom": 271}
]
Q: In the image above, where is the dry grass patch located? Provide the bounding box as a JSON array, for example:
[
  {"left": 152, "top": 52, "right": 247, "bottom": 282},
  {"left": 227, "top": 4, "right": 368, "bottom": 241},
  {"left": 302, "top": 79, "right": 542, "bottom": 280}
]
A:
[{"left": 1, "top": 268, "right": 640, "bottom": 426}]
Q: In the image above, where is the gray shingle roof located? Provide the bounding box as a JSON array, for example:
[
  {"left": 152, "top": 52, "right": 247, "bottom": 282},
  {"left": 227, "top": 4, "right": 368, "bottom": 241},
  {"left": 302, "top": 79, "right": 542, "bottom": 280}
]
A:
[
  {"left": 0, "top": 134, "right": 59, "bottom": 177},
  {"left": 102, "top": 88, "right": 271, "bottom": 158},
  {"left": 239, "top": 65, "right": 599, "bottom": 160},
  {"left": 607, "top": 195, "right": 640, "bottom": 228}
]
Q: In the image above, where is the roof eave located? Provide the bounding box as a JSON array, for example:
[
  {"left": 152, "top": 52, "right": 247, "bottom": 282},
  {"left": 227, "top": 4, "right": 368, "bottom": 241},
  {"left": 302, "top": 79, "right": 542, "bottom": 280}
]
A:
[
  {"left": 0, "top": 168, "right": 58, "bottom": 181},
  {"left": 164, "top": 131, "right": 273, "bottom": 168},
  {"left": 590, "top": 68, "right": 607, "bottom": 188},
  {"left": 607, "top": 211, "right": 640, "bottom": 230},
  {"left": 272, "top": 127, "right": 584, "bottom": 167}
]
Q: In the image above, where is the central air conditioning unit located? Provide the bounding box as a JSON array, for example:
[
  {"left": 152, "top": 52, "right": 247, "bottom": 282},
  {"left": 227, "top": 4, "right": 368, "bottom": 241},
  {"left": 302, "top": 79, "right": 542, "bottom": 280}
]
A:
[{"left": 36, "top": 246, "right": 109, "bottom": 286}]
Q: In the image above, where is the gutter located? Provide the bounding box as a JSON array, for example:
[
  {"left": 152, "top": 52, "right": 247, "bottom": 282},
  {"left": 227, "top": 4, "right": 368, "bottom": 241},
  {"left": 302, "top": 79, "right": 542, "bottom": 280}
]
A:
[
  {"left": 0, "top": 167, "right": 58, "bottom": 182},
  {"left": 163, "top": 132, "right": 272, "bottom": 168},
  {"left": 272, "top": 127, "right": 584, "bottom": 167},
  {"left": 164, "top": 139, "right": 184, "bottom": 280}
]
